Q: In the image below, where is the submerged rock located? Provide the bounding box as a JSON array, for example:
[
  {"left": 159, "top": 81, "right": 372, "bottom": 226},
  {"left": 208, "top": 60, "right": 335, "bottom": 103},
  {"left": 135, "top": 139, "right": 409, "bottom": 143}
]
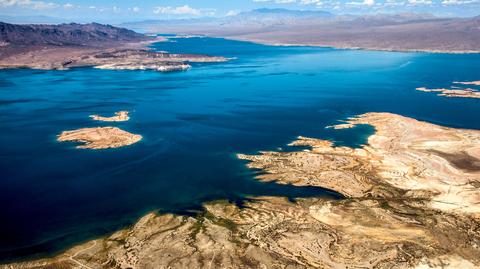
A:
[{"left": 57, "top": 127, "right": 142, "bottom": 149}]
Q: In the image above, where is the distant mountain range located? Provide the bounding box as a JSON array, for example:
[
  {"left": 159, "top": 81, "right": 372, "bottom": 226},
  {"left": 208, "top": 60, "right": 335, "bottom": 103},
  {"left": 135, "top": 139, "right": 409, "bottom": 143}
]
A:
[
  {"left": 1, "top": 8, "right": 479, "bottom": 53},
  {"left": 120, "top": 8, "right": 441, "bottom": 32},
  {"left": 120, "top": 8, "right": 336, "bottom": 32},
  {"left": 0, "top": 22, "right": 147, "bottom": 47},
  {"left": 120, "top": 8, "right": 480, "bottom": 53},
  {"left": 0, "top": 15, "right": 69, "bottom": 24},
  {"left": 233, "top": 8, "right": 334, "bottom": 20}
]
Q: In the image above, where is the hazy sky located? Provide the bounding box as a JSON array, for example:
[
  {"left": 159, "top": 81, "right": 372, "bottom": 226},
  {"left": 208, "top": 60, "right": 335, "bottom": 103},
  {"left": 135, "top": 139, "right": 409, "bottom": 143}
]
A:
[{"left": 1, "top": 0, "right": 479, "bottom": 23}]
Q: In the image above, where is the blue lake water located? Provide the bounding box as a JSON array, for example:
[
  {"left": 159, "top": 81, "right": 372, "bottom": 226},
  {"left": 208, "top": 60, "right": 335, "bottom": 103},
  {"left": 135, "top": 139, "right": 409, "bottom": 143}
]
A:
[{"left": 0, "top": 37, "right": 479, "bottom": 261}]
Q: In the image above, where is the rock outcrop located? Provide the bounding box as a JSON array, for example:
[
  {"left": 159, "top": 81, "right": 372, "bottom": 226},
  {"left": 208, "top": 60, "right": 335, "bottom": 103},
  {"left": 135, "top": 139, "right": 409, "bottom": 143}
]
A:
[
  {"left": 0, "top": 22, "right": 148, "bottom": 47},
  {"left": 57, "top": 127, "right": 142, "bottom": 149},
  {"left": 0, "top": 22, "right": 228, "bottom": 71},
  {"left": 7, "top": 112, "right": 480, "bottom": 268},
  {"left": 90, "top": 111, "right": 130, "bottom": 122}
]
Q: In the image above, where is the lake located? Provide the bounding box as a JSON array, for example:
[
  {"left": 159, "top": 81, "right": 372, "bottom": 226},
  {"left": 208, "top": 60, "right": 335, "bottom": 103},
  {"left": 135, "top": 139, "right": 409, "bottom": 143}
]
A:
[{"left": 0, "top": 37, "right": 479, "bottom": 261}]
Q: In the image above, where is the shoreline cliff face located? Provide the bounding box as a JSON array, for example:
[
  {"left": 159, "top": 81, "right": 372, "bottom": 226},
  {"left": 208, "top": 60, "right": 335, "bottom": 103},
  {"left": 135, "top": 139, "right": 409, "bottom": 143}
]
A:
[{"left": 4, "top": 112, "right": 480, "bottom": 268}]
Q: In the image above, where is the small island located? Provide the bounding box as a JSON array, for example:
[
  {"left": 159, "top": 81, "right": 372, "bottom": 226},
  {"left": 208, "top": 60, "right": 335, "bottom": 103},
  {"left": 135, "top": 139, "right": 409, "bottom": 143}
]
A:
[
  {"left": 13, "top": 112, "right": 480, "bottom": 268},
  {"left": 416, "top": 80, "right": 480, "bottom": 99},
  {"left": 57, "top": 127, "right": 142, "bottom": 149},
  {"left": 454, "top": 81, "right": 480, "bottom": 86},
  {"left": 90, "top": 111, "right": 130, "bottom": 122}
]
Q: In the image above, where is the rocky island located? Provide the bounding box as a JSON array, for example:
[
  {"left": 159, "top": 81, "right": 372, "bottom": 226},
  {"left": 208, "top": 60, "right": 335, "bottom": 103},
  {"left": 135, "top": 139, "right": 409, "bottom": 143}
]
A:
[
  {"left": 57, "top": 127, "right": 142, "bottom": 149},
  {"left": 58, "top": 111, "right": 142, "bottom": 149},
  {"left": 90, "top": 111, "right": 130, "bottom": 122},
  {"left": 455, "top": 81, "right": 480, "bottom": 86},
  {"left": 0, "top": 22, "right": 227, "bottom": 71},
  {"left": 8, "top": 112, "right": 480, "bottom": 268},
  {"left": 416, "top": 80, "right": 480, "bottom": 99}
]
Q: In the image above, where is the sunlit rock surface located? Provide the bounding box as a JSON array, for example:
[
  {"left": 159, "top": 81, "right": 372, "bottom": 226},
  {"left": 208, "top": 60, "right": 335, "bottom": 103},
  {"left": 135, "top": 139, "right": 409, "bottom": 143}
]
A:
[
  {"left": 0, "top": 48, "right": 227, "bottom": 71},
  {"left": 57, "top": 127, "right": 142, "bottom": 149},
  {"left": 416, "top": 87, "right": 480, "bottom": 99},
  {"left": 454, "top": 81, "right": 480, "bottom": 86},
  {"left": 7, "top": 113, "right": 480, "bottom": 268},
  {"left": 90, "top": 111, "right": 130, "bottom": 122},
  {"left": 416, "top": 80, "right": 480, "bottom": 99}
]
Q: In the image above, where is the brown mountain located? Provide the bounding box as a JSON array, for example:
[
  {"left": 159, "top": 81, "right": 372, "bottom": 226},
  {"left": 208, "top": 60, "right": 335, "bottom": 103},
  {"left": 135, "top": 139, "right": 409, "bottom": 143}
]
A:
[
  {"left": 224, "top": 15, "right": 480, "bottom": 53},
  {"left": 0, "top": 22, "right": 227, "bottom": 71},
  {"left": 0, "top": 22, "right": 148, "bottom": 47},
  {"left": 122, "top": 11, "right": 480, "bottom": 53}
]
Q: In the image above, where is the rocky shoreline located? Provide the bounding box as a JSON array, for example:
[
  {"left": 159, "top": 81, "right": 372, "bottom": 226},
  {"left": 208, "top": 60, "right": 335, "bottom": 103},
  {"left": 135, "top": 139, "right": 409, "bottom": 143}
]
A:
[
  {"left": 5, "top": 112, "right": 480, "bottom": 268},
  {"left": 58, "top": 111, "right": 142, "bottom": 149},
  {"left": 416, "top": 80, "right": 480, "bottom": 99},
  {"left": 0, "top": 22, "right": 229, "bottom": 72},
  {"left": 90, "top": 111, "right": 130, "bottom": 122},
  {"left": 57, "top": 127, "right": 142, "bottom": 149},
  {"left": 0, "top": 46, "right": 228, "bottom": 72},
  {"left": 226, "top": 37, "right": 480, "bottom": 54}
]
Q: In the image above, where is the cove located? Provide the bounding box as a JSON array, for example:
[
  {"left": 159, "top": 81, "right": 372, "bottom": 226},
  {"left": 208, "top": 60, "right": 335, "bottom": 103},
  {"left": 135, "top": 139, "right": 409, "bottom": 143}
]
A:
[{"left": 0, "top": 37, "right": 479, "bottom": 261}]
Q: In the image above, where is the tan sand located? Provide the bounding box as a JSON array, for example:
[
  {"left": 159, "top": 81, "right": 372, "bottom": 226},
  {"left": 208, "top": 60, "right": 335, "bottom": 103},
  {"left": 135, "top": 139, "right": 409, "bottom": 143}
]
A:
[
  {"left": 57, "top": 127, "right": 142, "bottom": 149},
  {"left": 90, "top": 111, "right": 130, "bottom": 122}
]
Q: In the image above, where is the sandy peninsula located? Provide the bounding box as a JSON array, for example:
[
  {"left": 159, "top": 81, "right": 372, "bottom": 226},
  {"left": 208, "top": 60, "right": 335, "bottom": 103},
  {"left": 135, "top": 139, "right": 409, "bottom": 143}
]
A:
[
  {"left": 416, "top": 87, "right": 480, "bottom": 99},
  {"left": 7, "top": 112, "right": 480, "bottom": 268},
  {"left": 0, "top": 47, "right": 228, "bottom": 71},
  {"left": 241, "top": 113, "right": 480, "bottom": 212},
  {"left": 90, "top": 111, "right": 130, "bottom": 122},
  {"left": 455, "top": 81, "right": 480, "bottom": 86},
  {"left": 57, "top": 127, "right": 142, "bottom": 149},
  {"left": 416, "top": 80, "right": 480, "bottom": 99}
]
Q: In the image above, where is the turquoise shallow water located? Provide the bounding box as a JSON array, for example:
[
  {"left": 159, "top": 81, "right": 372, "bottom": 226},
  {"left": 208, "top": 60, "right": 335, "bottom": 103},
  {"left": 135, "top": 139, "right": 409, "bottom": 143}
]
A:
[{"left": 0, "top": 37, "right": 479, "bottom": 261}]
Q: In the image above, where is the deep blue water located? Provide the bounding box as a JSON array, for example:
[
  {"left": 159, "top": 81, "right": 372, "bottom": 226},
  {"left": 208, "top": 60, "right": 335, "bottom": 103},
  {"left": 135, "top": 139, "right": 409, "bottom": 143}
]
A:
[{"left": 0, "top": 37, "right": 479, "bottom": 261}]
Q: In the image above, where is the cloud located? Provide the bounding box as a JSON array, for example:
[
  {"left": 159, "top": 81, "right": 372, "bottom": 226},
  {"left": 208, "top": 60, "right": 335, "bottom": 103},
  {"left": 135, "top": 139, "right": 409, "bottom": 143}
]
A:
[
  {"left": 407, "top": 0, "right": 432, "bottom": 4},
  {"left": 131, "top": 6, "right": 140, "bottom": 12},
  {"left": 347, "top": 0, "right": 375, "bottom": 6},
  {"left": 442, "top": 0, "right": 477, "bottom": 4},
  {"left": 383, "top": 0, "right": 406, "bottom": 6},
  {"left": 153, "top": 5, "right": 201, "bottom": 15},
  {"left": 226, "top": 9, "right": 240, "bottom": 16},
  {"left": 253, "top": 0, "right": 297, "bottom": 3},
  {"left": 300, "top": 0, "right": 323, "bottom": 5},
  {"left": 0, "top": 0, "right": 58, "bottom": 9}
]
